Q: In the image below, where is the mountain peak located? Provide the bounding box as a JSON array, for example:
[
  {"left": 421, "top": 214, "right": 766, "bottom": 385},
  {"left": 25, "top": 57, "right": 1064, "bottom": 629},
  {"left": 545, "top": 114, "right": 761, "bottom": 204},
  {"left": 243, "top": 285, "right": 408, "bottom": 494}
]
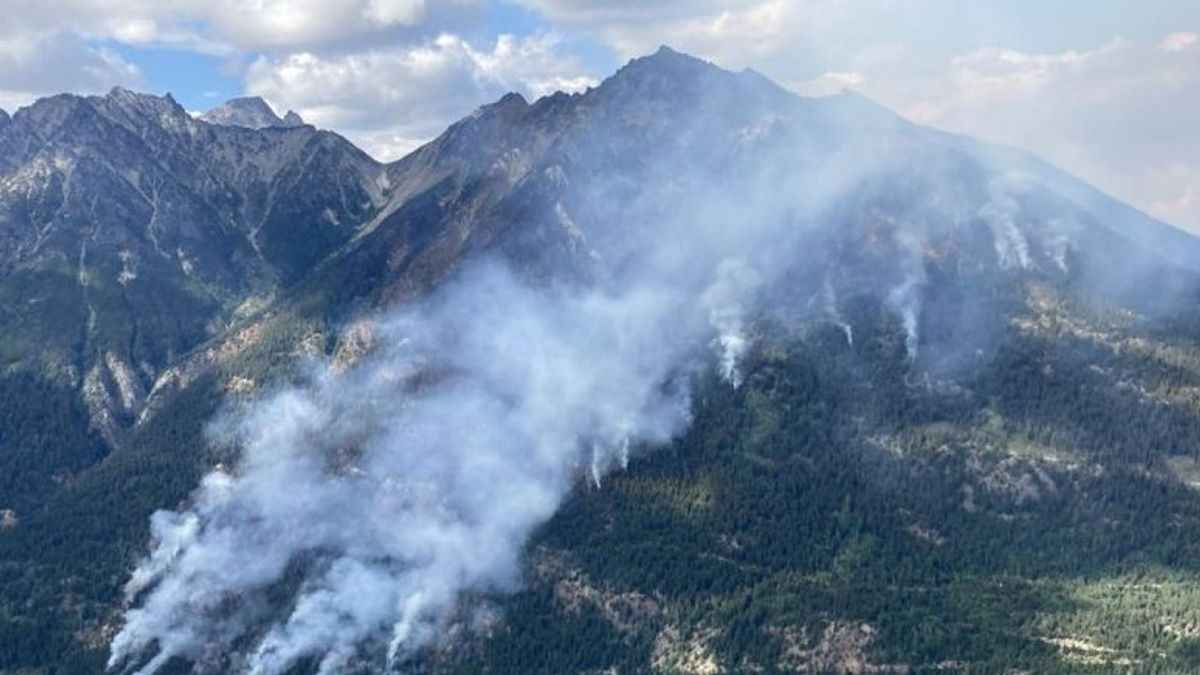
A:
[
  {"left": 90, "top": 87, "right": 192, "bottom": 133},
  {"left": 0, "top": 108, "right": 8, "bottom": 127},
  {"left": 106, "top": 85, "right": 137, "bottom": 99},
  {"left": 651, "top": 44, "right": 694, "bottom": 61},
  {"left": 494, "top": 91, "right": 529, "bottom": 109},
  {"left": 101, "top": 86, "right": 178, "bottom": 110},
  {"left": 202, "top": 96, "right": 302, "bottom": 129},
  {"left": 593, "top": 45, "right": 726, "bottom": 105},
  {"left": 462, "top": 91, "right": 528, "bottom": 125},
  {"left": 102, "top": 86, "right": 184, "bottom": 112},
  {"left": 593, "top": 45, "right": 798, "bottom": 116},
  {"left": 619, "top": 44, "right": 718, "bottom": 79}
]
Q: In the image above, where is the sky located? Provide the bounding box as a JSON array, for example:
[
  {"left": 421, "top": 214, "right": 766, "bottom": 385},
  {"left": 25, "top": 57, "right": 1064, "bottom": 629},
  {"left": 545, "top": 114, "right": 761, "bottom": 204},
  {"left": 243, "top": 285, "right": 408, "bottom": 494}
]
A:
[{"left": 1, "top": 0, "right": 1197, "bottom": 231}]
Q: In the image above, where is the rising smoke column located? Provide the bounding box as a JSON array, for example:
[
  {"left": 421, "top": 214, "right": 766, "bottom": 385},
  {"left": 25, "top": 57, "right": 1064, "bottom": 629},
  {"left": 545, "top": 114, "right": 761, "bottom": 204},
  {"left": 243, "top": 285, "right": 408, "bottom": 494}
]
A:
[
  {"left": 980, "top": 174, "right": 1034, "bottom": 270},
  {"left": 108, "top": 263, "right": 708, "bottom": 675},
  {"left": 701, "top": 258, "right": 762, "bottom": 388}
]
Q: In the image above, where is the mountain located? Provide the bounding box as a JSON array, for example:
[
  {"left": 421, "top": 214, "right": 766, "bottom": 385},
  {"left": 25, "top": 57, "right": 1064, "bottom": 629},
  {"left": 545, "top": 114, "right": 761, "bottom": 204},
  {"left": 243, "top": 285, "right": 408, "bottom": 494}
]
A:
[
  {"left": 200, "top": 96, "right": 306, "bottom": 129},
  {"left": 6, "top": 47, "right": 1200, "bottom": 674},
  {"left": 0, "top": 86, "right": 385, "bottom": 482}
]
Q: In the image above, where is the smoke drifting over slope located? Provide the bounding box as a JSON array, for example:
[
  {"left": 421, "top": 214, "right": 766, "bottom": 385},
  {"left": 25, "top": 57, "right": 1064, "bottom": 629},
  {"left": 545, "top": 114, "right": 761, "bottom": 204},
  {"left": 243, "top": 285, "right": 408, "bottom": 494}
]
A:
[
  {"left": 108, "top": 119, "right": 831, "bottom": 674},
  {"left": 107, "top": 49, "right": 1200, "bottom": 674},
  {"left": 107, "top": 141, "right": 836, "bottom": 674},
  {"left": 109, "top": 263, "right": 708, "bottom": 674}
]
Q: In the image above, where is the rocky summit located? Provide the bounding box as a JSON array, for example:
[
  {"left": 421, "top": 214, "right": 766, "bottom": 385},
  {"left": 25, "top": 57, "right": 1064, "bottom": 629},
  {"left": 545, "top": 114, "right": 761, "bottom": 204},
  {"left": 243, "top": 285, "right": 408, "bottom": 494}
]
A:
[{"left": 200, "top": 96, "right": 306, "bottom": 129}]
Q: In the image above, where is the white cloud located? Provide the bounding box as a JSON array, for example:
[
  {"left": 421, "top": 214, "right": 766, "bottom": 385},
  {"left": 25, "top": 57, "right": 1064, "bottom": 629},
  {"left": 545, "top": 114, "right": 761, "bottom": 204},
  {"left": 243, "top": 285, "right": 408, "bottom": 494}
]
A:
[
  {"left": 516, "top": 0, "right": 833, "bottom": 66},
  {"left": 888, "top": 38, "right": 1200, "bottom": 231},
  {"left": 0, "top": 30, "right": 143, "bottom": 111},
  {"left": 245, "top": 33, "right": 595, "bottom": 160},
  {"left": 789, "top": 70, "right": 864, "bottom": 97},
  {"left": 207, "top": 0, "right": 427, "bottom": 51},
  {"left": 939, "top": 44, "right": 1109, "bottom": 102},
  {"left": 0, "top": 0, "right": 470, "bottom": 53},
  {"left": 0, "top": 2, "right": 596, "bottom": 160},
  {"left": 1160, "top": 31, "right": 1198, "bottom": 52},
  {"left": 363, "top": 0, "right": 426, "bottom": 27}
]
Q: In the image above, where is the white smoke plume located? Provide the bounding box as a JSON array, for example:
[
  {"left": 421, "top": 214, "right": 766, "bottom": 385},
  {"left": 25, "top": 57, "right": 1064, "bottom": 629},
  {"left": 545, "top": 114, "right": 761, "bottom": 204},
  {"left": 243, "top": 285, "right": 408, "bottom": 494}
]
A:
[
  {"left": 94, "top": 43, "right": 1192, "bottom": 672},
  {"left": 980, "top": 175, "right": 1033, "bottom": 270},
  {"left": 106, "top": 111, "right": 850, "bottom": 674},
  {"left": 879, "top": 225, "right": 928, "bottom": 362},
  {"left": 105, "top": 67, "right": 1000, "bottom": 674},
  {"left": 813, "top": 275, "right": 853, "bottom": 347},
  {"left": 701, "top": 258, "right": 762, "bottom": 387},
  {"left": 109, "top": 263, "right": 701, "bottom": 674},
  {"left": 887, "top": 273, "right": 923, "bottom": 362}
]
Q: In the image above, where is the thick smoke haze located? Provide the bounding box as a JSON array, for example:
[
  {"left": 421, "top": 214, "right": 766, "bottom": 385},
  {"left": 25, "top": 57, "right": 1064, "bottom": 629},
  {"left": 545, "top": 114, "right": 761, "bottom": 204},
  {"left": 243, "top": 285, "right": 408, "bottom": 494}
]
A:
[
  {"left": 109, "top": 262, "right": 704, "bottom": 674},
  {"left": 105, "top": 81, "right": 878, "bottom": 673},
  {"left": 107, "top": 170, "right": 827, "bottom": 672},
  {"left": 104, "top": 72, "right": 846, "bottom": 675},
  {"left": 105, "top": 55, "right": 1188, "bottom": 673}
]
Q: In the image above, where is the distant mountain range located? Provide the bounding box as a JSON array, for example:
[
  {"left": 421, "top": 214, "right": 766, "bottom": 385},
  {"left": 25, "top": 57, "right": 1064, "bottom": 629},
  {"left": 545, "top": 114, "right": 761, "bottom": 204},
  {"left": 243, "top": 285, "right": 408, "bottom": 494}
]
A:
[{"left": 5, "top": 46, "right": 1200, "bottom": 674}]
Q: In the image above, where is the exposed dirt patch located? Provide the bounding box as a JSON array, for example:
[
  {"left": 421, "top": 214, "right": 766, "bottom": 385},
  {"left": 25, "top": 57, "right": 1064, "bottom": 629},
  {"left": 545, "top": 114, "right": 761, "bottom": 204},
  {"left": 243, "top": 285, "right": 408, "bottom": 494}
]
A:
[
  {"left": 332, "top": 320, "right": 379, "bottom": 371},
  {"left": 1042, "top": 636, "right": 1137, "bottom": 667},
  {"left": 652, "top": 625, "right": 723, "bottom": 674},
  {"left": 533, "top": 548, "right": 660, "bottom": 634},
  {"left": 774, "top": 622, "right": 909, "bottom": 673}
]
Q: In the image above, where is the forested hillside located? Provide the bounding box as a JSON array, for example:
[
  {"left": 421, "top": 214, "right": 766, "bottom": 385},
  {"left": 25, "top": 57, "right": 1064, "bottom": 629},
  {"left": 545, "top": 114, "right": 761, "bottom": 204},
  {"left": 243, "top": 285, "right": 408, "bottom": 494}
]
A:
[{"left": 5, "top": 48, "right": 1200, "bottom": 675}]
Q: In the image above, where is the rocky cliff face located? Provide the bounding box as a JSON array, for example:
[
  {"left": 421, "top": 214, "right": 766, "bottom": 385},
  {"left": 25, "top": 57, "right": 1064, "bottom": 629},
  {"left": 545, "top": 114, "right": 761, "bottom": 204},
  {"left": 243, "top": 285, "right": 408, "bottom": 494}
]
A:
[
  {"left": 200, "top": 96, "right": 305, "bottom": 129},
  {"left": 0, "top": 87, "right": 385, "bottom": 445}
]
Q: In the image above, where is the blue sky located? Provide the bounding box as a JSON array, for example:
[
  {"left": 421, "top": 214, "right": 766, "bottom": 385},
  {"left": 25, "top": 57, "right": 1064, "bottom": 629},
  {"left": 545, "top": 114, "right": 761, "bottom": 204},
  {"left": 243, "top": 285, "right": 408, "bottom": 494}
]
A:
[
  {"left": 96, "top": 1, "right": 593, "bottom": 112},
  {"left": 106, "top": 45, "right": 242, "bottom": 110},
  {"left": 86, "top": 1, "right": 1198, "bottom": 111},
  {"left": 1, "top": 1, "right": 1197, "bottom": 230}
]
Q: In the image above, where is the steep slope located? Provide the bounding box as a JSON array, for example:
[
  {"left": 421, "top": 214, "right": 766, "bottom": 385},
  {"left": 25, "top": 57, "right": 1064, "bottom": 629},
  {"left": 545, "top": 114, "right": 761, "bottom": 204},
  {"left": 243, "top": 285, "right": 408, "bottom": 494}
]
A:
[
  {"left": 4, "top": 48, "right": 1200, "bottom": 674},
  {"left": 304, "top": 47, "right": 1200, "bottom": 321},
  {"left": 0, "top": 87, "right": 386, "bottom": 495}
]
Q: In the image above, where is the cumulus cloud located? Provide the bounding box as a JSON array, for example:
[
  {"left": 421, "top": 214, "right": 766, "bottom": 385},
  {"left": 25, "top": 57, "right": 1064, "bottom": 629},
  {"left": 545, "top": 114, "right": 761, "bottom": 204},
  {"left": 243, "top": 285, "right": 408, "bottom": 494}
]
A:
[
  {"left": 0, "top": 0, "right": 490, "bottom": 117},
  {"left": 205, "top": 0, "right": 427, "bottom": 51},
  {"left": 0, "top": 30, "right": 143, "bottom": 111},
  {"left": 0, "top": 0, "right": 454, "bottom": 53},
  {"left": 245, "top": 33, "right": 596, "bottom": 160}
]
